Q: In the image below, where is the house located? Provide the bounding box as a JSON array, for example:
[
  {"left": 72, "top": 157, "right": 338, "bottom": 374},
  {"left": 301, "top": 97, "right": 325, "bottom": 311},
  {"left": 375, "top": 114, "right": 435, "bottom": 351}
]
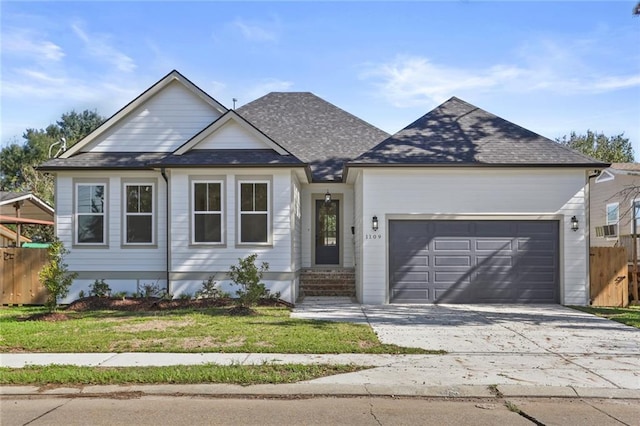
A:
[
  {"left": 40, "top": 70, "right": 607, "bottom": 305},
  {"left": 590, "top": 163, "right": 640, "bottom": 256},
  {"left": 0, "top": 191, "right": 54, "bottom": 246},
  {"left": 0, "top": 225, "right": 31, "bottom": 247}
]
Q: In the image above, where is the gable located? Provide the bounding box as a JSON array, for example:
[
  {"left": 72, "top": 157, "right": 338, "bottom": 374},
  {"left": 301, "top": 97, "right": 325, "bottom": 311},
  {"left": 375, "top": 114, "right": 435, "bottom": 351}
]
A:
[
  {"left": 595, "top": 169, "right": 614, "bottom": 183},
  {"left": 81, "top": 81, "right": 223, "bottom": 153},
  {"left": 193, "top": 120, "right": 272, "bottom": 150}
]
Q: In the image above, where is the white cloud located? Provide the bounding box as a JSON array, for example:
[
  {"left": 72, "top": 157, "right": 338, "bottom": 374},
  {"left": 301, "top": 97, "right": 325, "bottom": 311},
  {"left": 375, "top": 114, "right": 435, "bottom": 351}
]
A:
[
  {"left": 363, "top": 38, "right": 640, "bottom": 108},
  {"left": 71, "top": 22, "right": 136, "bottom": 72},
  {"left": 231, "top": 17, "right": 279, "bottom": 42},
  {"left": 1, "top": 29, "right": 65, "bottom": 62}
]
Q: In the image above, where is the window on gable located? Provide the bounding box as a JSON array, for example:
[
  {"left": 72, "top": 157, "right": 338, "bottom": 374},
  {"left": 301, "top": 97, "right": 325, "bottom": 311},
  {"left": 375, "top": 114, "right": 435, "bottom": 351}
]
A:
[
  {"left": 606, "top": 203, "right": 619, "bottom": 237},
  {"left": 76, "top": 184, "right": 106, "bottom": 244},
  {"left": 125, "top": 184, "right": 154, "bottom": 244},
  {"left": 239, "top": 182, "right": 269, "bottom": 244},
  {"left": 193, "top": 181, "right": 222, "bottom": 244}
]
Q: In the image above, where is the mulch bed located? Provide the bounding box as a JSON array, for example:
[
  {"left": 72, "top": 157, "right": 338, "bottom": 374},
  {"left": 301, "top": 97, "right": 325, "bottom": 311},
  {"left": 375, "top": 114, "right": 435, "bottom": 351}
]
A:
[{"left": 14, "top": 296, "right": 294, "bottom": 321}]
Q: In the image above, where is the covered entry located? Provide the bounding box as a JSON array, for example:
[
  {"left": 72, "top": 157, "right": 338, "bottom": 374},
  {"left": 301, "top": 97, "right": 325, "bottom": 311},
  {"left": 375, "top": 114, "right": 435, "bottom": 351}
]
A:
[{"left": 389, "top": 220, "right": 559, "bottom": 303}]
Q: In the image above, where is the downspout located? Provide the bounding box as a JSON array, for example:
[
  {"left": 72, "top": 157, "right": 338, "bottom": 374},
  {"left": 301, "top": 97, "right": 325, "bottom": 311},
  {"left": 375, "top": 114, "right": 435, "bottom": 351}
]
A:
[{"left": 160, "top": 168, "right": 170, "bottom": 295}]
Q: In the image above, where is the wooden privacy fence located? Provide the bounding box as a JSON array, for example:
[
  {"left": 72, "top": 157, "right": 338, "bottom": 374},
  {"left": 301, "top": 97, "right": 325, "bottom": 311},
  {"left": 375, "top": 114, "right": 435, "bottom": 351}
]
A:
[
  {"left": 0, "top": 248, "right": 49, "bottom": 305},
  {"left": 589, "top": 247, "right": 628, "bottom": 307}
]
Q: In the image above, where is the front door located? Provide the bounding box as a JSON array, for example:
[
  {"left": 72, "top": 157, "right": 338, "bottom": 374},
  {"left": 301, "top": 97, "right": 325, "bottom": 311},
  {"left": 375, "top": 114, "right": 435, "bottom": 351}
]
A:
[{"left": 315, "top": 199, "right": 339, "bottom": 265}]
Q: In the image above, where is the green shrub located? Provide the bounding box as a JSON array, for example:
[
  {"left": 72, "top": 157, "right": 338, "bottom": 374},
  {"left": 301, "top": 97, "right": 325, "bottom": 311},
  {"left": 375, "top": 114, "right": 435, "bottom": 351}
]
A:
[
  {"left": 38, "top": 239, "right": 78, "bottom": 312},
  {"left": 228, "top": 254, "right": 270, "bottom": 307},
  {"left": 89, "top": 279, "right": 111, "bottom": 298},
  {"left": 195, "top": 276, "right": 224, "bottom": 299}
]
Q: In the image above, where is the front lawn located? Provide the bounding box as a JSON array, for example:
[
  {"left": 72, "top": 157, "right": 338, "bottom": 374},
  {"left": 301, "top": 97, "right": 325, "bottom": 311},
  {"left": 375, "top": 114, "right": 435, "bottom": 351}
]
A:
[
  {"left": 0, "top": 306, "right": 435, "bottom": 354},
  {"left": 571, "top": 305, "right": 640, "bottom": 328}
]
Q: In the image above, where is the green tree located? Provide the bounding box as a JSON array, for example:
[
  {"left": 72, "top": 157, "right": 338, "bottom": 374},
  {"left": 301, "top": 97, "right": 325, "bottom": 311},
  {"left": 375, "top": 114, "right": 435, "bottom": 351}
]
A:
[
  {"left": 0, "top": 110, "right": 103, "bottom": 241},
  {"left": 556, "top": 131, "right": 634, "bottom": 163}
]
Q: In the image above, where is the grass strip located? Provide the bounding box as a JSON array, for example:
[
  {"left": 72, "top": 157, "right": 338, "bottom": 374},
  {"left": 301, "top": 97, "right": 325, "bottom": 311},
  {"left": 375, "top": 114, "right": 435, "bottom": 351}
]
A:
[
  {"left": 570, "top": 305, "right": 640, "bottom": 328},
  {"left": 0, "top": 364, "right": 369, "bottom": 386}
]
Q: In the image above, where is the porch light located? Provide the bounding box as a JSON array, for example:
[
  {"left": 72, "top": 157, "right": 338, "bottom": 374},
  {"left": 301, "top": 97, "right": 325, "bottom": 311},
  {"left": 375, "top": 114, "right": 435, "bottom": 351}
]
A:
[
  {"left": 571, "top": 216, "right": 579, "bottom": 232},
  {"left": 324, "top": 190, "right": 331, "bottom": 204},
  {"left": 372, "top": 215, "right": 379, "bottom": 231}
]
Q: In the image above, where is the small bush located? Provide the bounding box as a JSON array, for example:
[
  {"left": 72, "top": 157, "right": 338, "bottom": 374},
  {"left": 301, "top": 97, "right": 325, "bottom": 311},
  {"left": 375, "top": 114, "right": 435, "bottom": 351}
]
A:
[
  {"left": 195, "top": 276, "right": 224, "bottom": 299},
  {"left": 178, "top": 293, "right": 192, "bottom": 300},
  {"left": 112, "top": 291, "right": 128, "bottom": 299},
  {"left": 78, "top": 290, "right": 86, "bottom": 299},
  {"left": 228, "top": 254, "right": 270, "bottom": 307},
  {"left": 38, "top": 239, "right": 78, "bottom": 312},
  {"left": 140, "top": 282, "right": 164, "bottom": 299},
  {"left": 89, "top": 279, "right": 111, "bottom": 298}
]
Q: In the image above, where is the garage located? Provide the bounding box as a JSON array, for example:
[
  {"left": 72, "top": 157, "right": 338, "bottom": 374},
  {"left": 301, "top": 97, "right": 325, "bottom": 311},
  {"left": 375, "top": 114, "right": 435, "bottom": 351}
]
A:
[{"left": 389, "top": 220, "right": 559, "bottom": 303}]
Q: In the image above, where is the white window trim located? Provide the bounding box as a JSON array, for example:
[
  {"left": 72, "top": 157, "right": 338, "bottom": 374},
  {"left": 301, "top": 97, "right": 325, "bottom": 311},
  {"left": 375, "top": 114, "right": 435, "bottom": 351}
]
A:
[
  {"left": 236, "top": 178, "right": 272, "bottom": 246},
  {"left": 595, "top": 170, "right": 614, "bottom": 183},
  {"left": 631, "top": 199, "right": 640, "bottom": 234},
  {"left": 606, "top": 202, "right": 619, "bottom": 238},
  {"left": 191, "top": 179, "right": 225, "bottom": 246},
  {"left": 122, "top": 181, "right": 156, "bottom": 247},
  {"left": 74, "top": 181, "right": 108, "bottom": 247}
]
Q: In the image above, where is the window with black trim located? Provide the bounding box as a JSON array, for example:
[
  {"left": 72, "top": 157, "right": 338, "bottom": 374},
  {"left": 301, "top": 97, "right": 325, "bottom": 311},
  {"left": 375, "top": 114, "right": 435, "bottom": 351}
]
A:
[
  {"left": 76, "top": 183, "right": 106, "bottom": 244},
  {"left": 193, "top": 181, "right": 223, "bottom": 243},
  {"left": 239, "top": 182, "right": 269, "bottom": 243},
  {"left": 125, "top": 184, "right": 154, "bottom": 244}
]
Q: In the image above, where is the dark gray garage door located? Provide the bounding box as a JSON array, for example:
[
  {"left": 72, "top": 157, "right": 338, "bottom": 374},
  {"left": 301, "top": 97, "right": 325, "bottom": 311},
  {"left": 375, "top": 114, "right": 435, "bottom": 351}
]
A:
[{"left": 389, "top": 220, "right": 559, "bottom": 303}]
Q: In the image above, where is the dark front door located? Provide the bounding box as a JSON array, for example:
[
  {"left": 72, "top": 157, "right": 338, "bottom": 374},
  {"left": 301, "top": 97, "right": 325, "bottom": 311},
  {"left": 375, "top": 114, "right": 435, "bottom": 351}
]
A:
[{"left": 315, "top": 199, "right": 339, "bottom": 265}]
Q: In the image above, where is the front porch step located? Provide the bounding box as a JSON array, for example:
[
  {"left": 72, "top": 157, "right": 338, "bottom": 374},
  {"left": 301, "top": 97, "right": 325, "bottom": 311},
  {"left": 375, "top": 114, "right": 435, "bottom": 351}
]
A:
[{"left": 300, "top": 268, "right": 355, "bottom": 297}]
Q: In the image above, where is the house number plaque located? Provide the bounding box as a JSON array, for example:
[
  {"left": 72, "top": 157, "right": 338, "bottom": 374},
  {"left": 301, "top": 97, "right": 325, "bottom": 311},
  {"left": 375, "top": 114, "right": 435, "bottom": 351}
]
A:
[{"left": 365, "top": 234, "right": 382, "bottom": 240}]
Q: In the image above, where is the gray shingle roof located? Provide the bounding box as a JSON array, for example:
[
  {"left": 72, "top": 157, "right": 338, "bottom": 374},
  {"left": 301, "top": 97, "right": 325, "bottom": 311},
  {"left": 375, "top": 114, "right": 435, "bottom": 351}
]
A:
[
  {"left": 153, "top": 150, "right": 305, "bottom": 167},
  {"left": 39, "top": 152, "right": 169, "bottom": 170},
  {"left": 237, "top": 92, "right": 389, "bottom": 181},
  {"left": 349, "top": 97, "right": 608, "bottom": 167}
]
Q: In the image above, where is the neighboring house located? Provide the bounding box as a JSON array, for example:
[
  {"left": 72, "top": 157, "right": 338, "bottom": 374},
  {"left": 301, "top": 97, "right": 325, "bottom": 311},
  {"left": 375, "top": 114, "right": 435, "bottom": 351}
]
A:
[
  {"left": 0, "top": 225, "right": 31, "bottom": 247},
  {"left": 590, "top": 163, "right": 640, "bottom": 255},
  {"left": 40, "top": 70, "right": 607, "bottom": 305},
  {"left": 0, "top": 191, "right": 54, "bottom": 246}
]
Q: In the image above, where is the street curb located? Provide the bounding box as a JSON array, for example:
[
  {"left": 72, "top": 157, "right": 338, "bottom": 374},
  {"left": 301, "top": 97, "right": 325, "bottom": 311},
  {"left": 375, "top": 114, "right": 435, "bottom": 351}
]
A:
[{"left": 2, "top": 384, "right": 639, "bottom": 399}]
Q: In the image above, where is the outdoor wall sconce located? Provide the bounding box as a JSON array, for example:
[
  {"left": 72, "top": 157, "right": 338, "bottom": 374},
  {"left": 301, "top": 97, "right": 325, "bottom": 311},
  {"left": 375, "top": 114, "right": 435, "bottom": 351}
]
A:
[
  {"left": 372, "top": 216, "right": 379, "bottom": 231},
  {"left": 324, "top": 190, "right": 331, "bottom": 204},
  {"left": 571, "top": 216, "right": 579, "bottom": 232}
]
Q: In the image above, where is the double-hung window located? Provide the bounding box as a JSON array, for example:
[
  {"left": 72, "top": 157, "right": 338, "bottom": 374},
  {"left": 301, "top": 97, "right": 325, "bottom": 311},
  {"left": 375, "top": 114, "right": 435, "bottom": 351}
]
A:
[
  {"left": 239, "top": 181, "right": 270, "bottom": 244},
  {"left": 193, "top": 181, "right": 223, "bottom": 244},
  {"left": 125, "top": 184, "right": 154, "bottom": 244},
  {"left": 76, "top": 183, "right": 106, "bottom": 245},
  {"left": 633, "top": 200, "right": 640, "bottom": 235},
  {"left": 606, "top": 203, "right": 619, "bottom": 237}
]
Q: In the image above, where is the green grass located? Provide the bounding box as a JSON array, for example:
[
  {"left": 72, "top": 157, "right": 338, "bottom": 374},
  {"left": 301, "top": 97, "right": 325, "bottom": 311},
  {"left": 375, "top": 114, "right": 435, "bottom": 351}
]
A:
[
  {"left": 0, "top": 364, "right": 368, "bottom": 386},
  {"left": 571, "top": 305, "right": 640, "bottom": 328},
  {"left": 0, "top": 306, "right": 437, "bottom": 354}
]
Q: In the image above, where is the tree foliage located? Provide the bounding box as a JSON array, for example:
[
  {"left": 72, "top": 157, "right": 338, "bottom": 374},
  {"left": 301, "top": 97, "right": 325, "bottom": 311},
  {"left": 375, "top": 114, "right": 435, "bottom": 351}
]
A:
[
  {"left": 0, "top": 110, "right": 104, "bottom": 241},
  {"left": 557, "top": 131, "right": 634, "bottom": 163}
]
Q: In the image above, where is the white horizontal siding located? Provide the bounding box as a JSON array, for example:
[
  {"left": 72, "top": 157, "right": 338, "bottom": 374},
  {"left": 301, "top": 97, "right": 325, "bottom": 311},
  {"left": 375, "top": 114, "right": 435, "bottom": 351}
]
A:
[
  {"left": 356, "top": 168, "right": 589, "bottom": 305},
  {"left": 84, "top": 81, "right": 221, "bottom": 153},
  {"left": 194, "top": 120, "right": 270, "bottom": 150},
  {"left": 55, "top": 171, "right": 167, "bottom": 274},
  {"left": 169, "top": 168, "right": 293, "bottom": 274}
]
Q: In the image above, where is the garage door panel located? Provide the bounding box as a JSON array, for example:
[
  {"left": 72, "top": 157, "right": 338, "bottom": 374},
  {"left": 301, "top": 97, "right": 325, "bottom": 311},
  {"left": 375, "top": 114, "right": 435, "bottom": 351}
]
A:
[
  {"left": 434, "top": 255, "right": 471, "bottom": 266},
  {"left": 433, "top": 240, "right": 471, "bottom": 251},
  {"left": 390, "top": 220, "right": 559, "bottom": 304},
  {"left": 476, "top": 239, "right": 513, "bottom": 251}
]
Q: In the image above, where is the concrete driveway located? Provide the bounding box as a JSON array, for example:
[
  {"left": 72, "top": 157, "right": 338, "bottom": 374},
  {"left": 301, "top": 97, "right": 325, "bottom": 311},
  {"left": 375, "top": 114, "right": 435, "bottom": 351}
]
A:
[{"left": 292, "top": 299, "right": 640, "bottom": 390}]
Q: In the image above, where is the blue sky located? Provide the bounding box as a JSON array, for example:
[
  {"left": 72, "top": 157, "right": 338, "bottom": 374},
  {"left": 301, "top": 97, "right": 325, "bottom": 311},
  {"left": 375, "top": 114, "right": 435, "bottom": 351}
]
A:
[{"left": 2, "top": 1, "right": 639, "bottom": 158}]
